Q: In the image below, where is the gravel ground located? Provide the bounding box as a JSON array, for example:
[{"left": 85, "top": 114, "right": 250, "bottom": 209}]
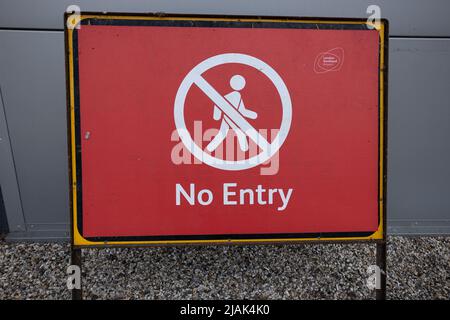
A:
[{"left": 0, "top": 236, "right": 448, "bottom": 300}]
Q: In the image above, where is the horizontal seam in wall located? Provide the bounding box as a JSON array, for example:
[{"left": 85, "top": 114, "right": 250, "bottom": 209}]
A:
[{"left": 1, "top": 27, "right": 450, "bottom": 39}]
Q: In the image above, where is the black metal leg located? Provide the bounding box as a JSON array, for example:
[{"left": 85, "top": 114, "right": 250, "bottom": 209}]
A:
[
  {"left": 375, "top": 242, "right": 387, "bottom": 300},
  {"left": 71, "top": 247, "right": 83, "bottom": 300}
]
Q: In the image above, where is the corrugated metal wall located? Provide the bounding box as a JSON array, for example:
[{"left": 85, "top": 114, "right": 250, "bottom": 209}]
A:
[{"left": 0, "top": 0, "right": 449, "bottom": 240}]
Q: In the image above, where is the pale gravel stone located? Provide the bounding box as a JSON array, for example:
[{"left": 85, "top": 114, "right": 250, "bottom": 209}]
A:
[{"left": 0, "top": 236, "right": 448, "bottom": 300}]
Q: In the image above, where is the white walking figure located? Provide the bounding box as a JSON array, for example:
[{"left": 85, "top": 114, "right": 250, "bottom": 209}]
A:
[{"left": 206, "top": 75, "right": 257, "bottom": 152}]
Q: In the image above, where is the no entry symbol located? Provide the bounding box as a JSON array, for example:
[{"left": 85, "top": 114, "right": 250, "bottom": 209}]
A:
[{"left": 174, "top": 53, "right": 292, "bottom": 171}]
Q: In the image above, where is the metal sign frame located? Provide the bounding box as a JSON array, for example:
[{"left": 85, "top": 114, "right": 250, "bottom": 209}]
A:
[
  {"left": 65, "top": 12, "right": 388, "bottom": 248},
  {"left": 65, "top": 12, "right": 388, "bottom": 300}
]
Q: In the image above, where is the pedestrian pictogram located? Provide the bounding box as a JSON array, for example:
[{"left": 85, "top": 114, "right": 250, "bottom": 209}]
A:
[
  {"left": 174, "top": 53, "right": 292, "bottom": 171},
  {"left": 206, "top": 74, "right": 258, "bottom": 153}
]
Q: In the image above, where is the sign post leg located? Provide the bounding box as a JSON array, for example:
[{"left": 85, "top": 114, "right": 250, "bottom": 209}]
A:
[
  {"left": 71, "top": 247, "right": 83, "bottom": 300},
  {"left": 375, "top": 242, "right": 387, "bottom": 300}
]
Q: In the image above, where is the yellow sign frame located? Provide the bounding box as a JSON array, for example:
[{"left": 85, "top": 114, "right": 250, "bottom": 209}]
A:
[{"left": 65, "top": 13, "right": 388, "bottom": 247}]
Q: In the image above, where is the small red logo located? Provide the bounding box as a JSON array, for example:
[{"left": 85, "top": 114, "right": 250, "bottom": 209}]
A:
[{"left": 314, "top": 47, "right": 344, "bottom": 74}]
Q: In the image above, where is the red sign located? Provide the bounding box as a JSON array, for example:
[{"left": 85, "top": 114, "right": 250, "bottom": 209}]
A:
[{"left": 67, "top": 15, "right": 387, "bottom": 245}]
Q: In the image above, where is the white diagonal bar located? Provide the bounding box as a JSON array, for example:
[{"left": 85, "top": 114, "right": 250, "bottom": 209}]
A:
[{"left": 193, "top": 75, "right": 270, "bottom": 151}]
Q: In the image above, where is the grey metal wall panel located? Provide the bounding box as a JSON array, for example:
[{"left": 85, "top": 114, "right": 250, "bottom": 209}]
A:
[
  {"left": 387, "top": 38, "right": 450, "bottom": 235},
  {"left": 1, "top": 0, "right": 450, "bottom": 37},
  {"left": 0, "top": 83, "right": 25, "bottom": 232},
  {"left": 0, "top": 30, "right": 69, "bottom": 236}
]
